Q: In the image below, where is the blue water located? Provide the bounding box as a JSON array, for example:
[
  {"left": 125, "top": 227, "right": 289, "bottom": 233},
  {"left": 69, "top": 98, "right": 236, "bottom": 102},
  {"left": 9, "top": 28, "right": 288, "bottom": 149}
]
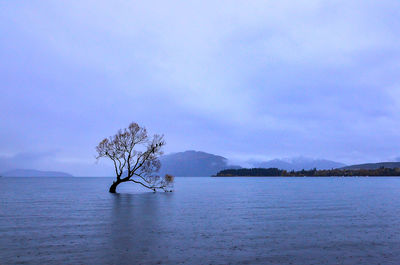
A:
[{"left": 1, "top": 177, "right": 400, "bottom": 264}]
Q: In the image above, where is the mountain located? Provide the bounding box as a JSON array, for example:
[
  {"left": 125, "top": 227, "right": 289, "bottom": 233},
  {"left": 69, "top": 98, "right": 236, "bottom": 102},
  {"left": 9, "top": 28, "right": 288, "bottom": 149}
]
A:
[
  {"left": 252, "top": 157, "right": 346, "bottom": 171},
  {"left": 159, "top": 150, "right": 240, "bottom": 177},
  {"left": 1, "top": 169, "right": 73, "bottom": 177},
  {"left": 341, "top": 162, "right": 400, "bottom": 170}
]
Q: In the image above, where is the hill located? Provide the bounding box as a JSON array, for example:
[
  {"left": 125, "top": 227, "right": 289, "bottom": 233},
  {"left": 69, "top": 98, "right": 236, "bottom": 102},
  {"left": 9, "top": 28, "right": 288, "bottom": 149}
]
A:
[
  {"left": 252, "top": 157, "right": 345, "bottom": 171},
  {"left": 1, "top": 169, "right": 73, "bottom": 177},
  {"left": 341, "top": 162, "right": 400, "bottom": 170},
  {"left": 159, "top": 150, "right": 240, "bottom": 177}
]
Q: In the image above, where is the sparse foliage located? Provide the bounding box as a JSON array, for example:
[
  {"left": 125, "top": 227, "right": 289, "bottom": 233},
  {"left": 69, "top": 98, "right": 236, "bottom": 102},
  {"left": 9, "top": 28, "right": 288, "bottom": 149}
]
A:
[{"left": 96, "top": 122, "right": 174, "bottom": 193}]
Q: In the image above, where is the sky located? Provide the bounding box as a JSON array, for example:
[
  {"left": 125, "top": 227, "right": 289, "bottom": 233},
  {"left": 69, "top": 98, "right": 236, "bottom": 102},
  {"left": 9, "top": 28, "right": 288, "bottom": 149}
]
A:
[{"left": 1, "top": 1, "right": 400, "bottom": 176}]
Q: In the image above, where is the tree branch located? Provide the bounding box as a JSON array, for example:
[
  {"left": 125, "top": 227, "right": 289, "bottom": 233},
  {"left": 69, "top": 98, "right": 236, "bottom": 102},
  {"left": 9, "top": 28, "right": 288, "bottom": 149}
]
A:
[
  {"left": 129, "top": 179, "right": 168, "bottom": 191},
  {"left": 106, "top": 153, "right": 121, "bottom": 179}
]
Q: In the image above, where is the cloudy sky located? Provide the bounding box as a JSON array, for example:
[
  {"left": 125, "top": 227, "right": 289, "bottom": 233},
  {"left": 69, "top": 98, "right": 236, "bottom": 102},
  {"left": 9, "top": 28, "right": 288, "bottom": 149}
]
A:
[{"left": 1, "top": 1, "right": 400, "bottom": 175}]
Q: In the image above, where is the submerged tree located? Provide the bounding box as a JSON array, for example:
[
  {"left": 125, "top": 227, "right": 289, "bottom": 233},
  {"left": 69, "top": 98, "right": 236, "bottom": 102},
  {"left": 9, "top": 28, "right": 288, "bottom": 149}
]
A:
[{"left": 96, "top": 122, "right": 174, "bottom": 193}]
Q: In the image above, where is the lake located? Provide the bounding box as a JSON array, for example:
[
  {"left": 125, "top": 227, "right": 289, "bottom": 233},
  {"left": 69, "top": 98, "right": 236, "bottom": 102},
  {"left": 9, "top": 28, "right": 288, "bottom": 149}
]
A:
[{"left": 1, "top": 177, "right": 400, "bottom": 264}]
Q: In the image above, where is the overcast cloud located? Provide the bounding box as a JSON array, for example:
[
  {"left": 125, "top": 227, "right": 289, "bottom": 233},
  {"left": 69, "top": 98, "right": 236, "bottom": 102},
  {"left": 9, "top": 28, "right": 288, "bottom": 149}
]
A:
[{"left": 1, "top": 1, "right": 400, "bottom": 175}]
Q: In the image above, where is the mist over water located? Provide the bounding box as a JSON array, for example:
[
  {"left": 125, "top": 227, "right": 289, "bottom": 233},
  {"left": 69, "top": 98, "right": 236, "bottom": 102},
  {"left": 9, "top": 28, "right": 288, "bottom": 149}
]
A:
[{"left": 1, "top": 177, "right": 400, "bottom": 264}]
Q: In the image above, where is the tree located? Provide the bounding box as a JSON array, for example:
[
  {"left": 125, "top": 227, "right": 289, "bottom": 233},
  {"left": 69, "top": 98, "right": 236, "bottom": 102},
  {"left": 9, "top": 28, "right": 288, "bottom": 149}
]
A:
[{"left": 96, "top": 122, "right": 174, "bottom": 193}]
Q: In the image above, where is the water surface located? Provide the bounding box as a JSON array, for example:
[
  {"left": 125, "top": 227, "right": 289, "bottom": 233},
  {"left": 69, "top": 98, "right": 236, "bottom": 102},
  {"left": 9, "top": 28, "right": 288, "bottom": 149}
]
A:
[{"left": 1, "top": 177, "right": 400, "bottom": 264}]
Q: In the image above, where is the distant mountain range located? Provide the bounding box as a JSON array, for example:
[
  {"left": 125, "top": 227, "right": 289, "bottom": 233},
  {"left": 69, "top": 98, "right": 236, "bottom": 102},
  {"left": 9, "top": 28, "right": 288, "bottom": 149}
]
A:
[
  {"left": 1, "top": 169, "right": 73, "bottom": 177},
  {"left": 2, "top": 152, "right": 399, "bottom": 178},
  {"left": 251, "top": 157, "right": 346, "bottom": 171},
  {"left": 157, "top": 151, "right": 348, "bottom": 176},
  {"left": 340, "top": 162, "right": 400, "bottom": 170},
  {"left": 159, "top": 150, "right": 240, "bottom": 177}
]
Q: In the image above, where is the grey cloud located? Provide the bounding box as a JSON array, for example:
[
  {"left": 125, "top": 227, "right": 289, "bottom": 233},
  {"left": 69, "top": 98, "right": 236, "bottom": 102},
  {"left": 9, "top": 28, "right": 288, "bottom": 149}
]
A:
[{"left": 1, "top": 1, "right": 400, "bottom": 175}]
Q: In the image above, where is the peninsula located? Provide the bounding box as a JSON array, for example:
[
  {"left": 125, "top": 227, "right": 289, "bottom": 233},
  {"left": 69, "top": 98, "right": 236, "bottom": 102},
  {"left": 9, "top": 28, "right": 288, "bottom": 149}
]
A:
[{"left": 216, "top": 167, "right": 400, "bottom": 177}]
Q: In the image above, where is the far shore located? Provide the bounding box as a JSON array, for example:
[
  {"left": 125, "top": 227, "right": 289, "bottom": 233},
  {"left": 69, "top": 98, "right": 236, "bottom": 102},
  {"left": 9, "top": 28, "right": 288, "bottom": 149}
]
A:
[{"left": 213, "top": 175, "right": 400, "bottom": 177}]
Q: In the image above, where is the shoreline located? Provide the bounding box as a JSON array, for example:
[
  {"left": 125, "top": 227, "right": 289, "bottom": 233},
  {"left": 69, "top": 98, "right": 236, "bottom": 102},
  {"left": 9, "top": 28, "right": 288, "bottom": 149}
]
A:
[{"left": 214, "top": 175, "right": 400, "bottom": 177}]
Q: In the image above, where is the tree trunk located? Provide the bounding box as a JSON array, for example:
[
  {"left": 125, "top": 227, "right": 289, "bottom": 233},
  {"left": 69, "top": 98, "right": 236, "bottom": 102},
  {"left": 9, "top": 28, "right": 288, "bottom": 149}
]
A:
[{"left": 109, "top": 180, "right": 121, "bottom": 193}]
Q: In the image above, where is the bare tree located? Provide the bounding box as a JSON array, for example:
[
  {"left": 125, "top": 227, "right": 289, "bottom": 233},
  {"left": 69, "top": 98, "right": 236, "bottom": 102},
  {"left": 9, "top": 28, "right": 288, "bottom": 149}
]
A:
[{"left": 96, "top": 122, "right": 174, "bottom": 193}]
